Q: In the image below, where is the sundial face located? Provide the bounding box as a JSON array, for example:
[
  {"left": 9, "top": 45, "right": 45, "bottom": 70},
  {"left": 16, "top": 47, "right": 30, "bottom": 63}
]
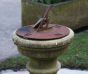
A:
[{"left": 16, "top": 24, "right": 70, "bottom": 40}]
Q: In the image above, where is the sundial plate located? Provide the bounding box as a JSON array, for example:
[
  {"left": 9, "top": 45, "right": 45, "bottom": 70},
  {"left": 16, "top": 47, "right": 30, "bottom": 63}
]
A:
[{"left": 16, "top": 24, "right": 70, "bottom": 40}]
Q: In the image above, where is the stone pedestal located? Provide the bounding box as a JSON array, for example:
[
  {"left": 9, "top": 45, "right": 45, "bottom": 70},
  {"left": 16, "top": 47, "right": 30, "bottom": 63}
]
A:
[
  {"left": 13, "top": 27, "right": 74, "bottom": 74},
  {"left": 27, "top": 58, "right": 61, "bottom": 74}
]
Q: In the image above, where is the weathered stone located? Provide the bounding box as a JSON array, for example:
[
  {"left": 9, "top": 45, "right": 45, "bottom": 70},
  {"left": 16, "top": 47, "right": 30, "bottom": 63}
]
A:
[{"left": 13, "top": 27, "right": 74, "bottom": 74}]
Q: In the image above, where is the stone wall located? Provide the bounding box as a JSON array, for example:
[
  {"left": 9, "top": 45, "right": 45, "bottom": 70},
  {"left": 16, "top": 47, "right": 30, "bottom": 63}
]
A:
[{"left": 22, "top": 0, "right": 88, "bottom": 29}]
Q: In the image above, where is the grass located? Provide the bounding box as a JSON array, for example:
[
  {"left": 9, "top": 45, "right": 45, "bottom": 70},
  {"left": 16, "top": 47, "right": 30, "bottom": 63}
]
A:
[
  {"left": 0, "top": 31, "right": 88, "bottom": 70},
  {"left": 0, "top": 56, "right": 29, "bottom": 71},
  {"left": 59, "top": 31, "right": 88, "bottom": 69}
]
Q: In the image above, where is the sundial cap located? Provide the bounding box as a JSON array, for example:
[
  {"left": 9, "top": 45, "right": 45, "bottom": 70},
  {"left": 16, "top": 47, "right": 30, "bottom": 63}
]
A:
[{"left": 16, "top": 24, "right": 70, "bottom": 40}]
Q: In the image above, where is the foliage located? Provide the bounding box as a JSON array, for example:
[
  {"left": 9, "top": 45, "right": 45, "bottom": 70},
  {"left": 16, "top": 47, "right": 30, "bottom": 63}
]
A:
[{"left": 31, "top": 0, "right": 71, "bottom": 4}]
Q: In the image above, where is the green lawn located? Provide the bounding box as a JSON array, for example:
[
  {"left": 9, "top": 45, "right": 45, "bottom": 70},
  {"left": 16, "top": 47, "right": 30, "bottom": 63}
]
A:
[
  {"left": 0, "top": 31, "right": 88, "bottom": 70},
  {"left": 59, "top": 31, "right": 88, "bottom": 69}
]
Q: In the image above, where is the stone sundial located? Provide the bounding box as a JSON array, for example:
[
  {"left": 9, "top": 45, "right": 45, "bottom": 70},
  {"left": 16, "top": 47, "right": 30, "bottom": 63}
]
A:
[{"left": 13, "top": 5, "right": 74, "bottom": 74}]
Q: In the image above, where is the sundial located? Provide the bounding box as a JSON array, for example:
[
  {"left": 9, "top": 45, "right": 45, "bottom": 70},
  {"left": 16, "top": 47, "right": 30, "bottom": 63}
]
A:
[
  {"left": 13, "top": 2, "right": 74, "bottom": 74},
  {"left": 16, "top": 5, "right": 69, "bottom": 40}
]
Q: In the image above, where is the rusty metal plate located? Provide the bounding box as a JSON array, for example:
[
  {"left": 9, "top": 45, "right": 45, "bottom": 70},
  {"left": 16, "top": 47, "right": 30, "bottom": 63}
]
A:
[{"left": 16, "top": 24, "right": 70, "bottom": 40}]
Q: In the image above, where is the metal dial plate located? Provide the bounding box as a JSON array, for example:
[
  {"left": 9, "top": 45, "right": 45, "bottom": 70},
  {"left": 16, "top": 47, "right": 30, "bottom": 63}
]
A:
[{"left": 16, "top": 24, "right": 70, "bottom": 40}]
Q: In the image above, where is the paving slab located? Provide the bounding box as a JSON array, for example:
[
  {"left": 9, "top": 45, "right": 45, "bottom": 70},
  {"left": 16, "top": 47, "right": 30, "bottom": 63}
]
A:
[{"left": 1, "top": 68, "right": 88, "bottom": 74}]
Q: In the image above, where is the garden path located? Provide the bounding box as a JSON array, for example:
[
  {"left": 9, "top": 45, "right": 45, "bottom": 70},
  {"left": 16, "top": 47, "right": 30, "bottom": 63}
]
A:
[{"left": 0, "top": 0, "right": 21, "bottom": 61}]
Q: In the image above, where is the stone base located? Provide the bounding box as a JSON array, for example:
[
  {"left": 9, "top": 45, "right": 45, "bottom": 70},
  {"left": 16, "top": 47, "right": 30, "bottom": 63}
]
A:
[{"left": 26, "top": 59, "right": 61, "bottom": 74}]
